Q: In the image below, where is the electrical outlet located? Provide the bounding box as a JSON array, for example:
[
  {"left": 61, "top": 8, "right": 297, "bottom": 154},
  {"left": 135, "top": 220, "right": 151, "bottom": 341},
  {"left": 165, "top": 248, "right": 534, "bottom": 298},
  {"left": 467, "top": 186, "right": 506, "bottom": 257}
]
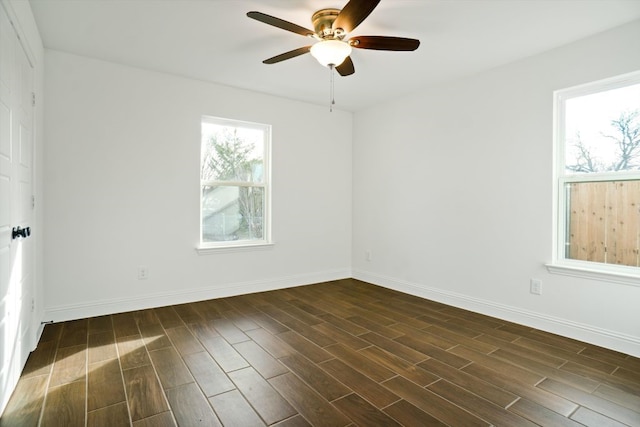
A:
[
  {"left": 138, "top": 265, "right": 149, "bottom": 280},
  {"left": 530, "top": 278, "right": 542, "bottom": 295},
  {"left": 365, "top": 250, "right": 372, "bottom": 262}
]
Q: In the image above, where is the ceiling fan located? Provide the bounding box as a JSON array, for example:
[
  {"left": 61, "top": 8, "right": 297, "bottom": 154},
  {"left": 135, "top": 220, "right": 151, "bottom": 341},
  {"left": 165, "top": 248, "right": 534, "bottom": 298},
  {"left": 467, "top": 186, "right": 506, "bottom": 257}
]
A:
[{"left": 247, "top": 0, "right": 420, "bottom": 76}]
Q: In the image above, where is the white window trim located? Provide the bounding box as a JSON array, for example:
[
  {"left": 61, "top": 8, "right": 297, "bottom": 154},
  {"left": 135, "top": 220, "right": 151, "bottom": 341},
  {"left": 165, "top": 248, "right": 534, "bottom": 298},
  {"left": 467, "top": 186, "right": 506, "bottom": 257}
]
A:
[
  {"left": 198, "top": 116, "right": 272, "bottom": 253},
  {"left": 549, "top": 71, "right": 640, "bottom": 287}
]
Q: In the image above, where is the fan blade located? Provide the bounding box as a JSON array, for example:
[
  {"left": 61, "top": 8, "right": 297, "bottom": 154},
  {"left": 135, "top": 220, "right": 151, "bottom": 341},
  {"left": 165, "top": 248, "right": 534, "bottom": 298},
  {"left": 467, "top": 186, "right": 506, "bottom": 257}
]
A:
[
  {"left": 332, "top": 0, "right": 381, "bottom": 33},
  {"left": 247, "top": 11, "right": 315, "bottom": 37},
  {"left": 350, "top": 36, "right": 420, "bottom": 51},
  {"left": 263, "top": 46, "right": 312, "bottom": 64},
  {"left": 336, "top": 56, "right": 355, "bottom": 76}
]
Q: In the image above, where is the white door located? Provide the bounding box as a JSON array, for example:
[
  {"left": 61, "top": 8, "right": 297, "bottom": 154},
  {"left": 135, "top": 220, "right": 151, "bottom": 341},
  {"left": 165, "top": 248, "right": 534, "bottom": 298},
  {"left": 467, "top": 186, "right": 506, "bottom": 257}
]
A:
[{"left": 0, "top": 3, "right": 35, "bottom": 414}]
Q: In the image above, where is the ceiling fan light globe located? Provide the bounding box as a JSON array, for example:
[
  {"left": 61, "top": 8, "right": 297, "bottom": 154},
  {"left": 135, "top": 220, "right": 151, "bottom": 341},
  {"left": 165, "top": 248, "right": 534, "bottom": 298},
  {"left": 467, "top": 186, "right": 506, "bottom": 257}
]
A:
[{"left": 310, "top": 40, "right": 352, "bottom": 67}]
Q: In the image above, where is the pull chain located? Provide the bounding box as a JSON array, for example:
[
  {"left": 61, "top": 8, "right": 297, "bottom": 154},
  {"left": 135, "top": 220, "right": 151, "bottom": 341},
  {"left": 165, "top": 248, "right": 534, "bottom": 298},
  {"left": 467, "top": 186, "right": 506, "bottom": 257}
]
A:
[{"left": 329, "top": 64, "right": 335, "bottom": 112}]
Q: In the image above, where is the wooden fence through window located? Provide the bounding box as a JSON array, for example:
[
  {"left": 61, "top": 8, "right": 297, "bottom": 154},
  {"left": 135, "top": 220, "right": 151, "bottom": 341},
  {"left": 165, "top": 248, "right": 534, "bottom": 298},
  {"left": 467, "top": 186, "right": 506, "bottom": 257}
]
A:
[{"left": 567, "top": 180, "right": 640, "bottom": 267}]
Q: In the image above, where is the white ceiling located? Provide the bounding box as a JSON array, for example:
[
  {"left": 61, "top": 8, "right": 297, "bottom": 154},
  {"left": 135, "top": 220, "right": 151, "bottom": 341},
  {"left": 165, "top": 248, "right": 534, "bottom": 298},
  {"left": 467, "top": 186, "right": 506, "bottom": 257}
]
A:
[{"left": 29, "top": 0, "right": 640, "bottom": 111}]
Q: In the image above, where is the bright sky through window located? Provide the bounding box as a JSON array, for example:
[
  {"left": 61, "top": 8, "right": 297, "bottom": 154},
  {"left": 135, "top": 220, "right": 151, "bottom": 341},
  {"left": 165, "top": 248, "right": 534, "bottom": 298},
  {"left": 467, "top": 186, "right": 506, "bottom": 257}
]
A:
[{"left": 564, "top": 83, "right": 640, "bottom": 172}]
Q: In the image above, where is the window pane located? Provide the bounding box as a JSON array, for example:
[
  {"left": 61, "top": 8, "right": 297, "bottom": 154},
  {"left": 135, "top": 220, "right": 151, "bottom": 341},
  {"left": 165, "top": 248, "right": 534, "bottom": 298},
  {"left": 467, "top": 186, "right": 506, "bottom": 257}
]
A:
[
  {"left": 564, "top": 83, "right": 640, "bottom": 174},
  {"left": 201, "top": 185, "right": 264, "bottom": 242},
  {"left": 565, "top": 180, "right": 640, "bottom": 267},
  {"left": 201, "top": 122, "right": 265, "bottom": 183}
]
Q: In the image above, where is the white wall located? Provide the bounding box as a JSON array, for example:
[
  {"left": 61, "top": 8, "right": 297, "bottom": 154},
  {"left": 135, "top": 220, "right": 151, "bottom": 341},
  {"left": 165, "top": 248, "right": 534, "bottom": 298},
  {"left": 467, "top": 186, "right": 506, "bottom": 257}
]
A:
[
  {"left": 43, "top": 50, "right": 352, "bottom": 321},
  {"left": 352, "top": 20, "right": 640, "bottom": 357}
]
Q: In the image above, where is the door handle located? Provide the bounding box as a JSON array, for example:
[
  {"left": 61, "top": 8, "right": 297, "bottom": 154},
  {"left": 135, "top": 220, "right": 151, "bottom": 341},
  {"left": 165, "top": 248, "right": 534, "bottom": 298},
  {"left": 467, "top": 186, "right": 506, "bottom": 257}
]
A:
[{"left": 11, "top": 226, "right": 31, "bottom": 240}]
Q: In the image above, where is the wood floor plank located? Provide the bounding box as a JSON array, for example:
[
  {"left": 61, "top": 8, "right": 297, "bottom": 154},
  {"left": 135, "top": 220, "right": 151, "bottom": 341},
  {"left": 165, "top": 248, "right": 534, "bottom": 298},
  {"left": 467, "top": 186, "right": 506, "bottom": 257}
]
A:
[
  {"left": 153, "top": 306, "right": 184, "bottom": 329},
  {"left": 394, "top": 334, "right": 470, "bottom": 368},
  {"left": 325, "top": 343, "right": 396, "bottom": 382},
  {"left": 132, "top": 412, "right": 176, "bottom": 427},
  {"left": 515, "top": 337, "right": 616, "bottom": 373},
  {"left": 49, "top": 344, "right": 87, "bottom": 387},
  {"left": 88, "top": 330, "right": 117, "bottom": 365},
  {"left": 0, "top": 375, "right": 48, "bottom": 427},
  {"left": 21, "top": 340, "right": 57, "bottom": 378},
  {"left": 391, "top": 323, "right": 457, "bottom": 350},
  {"left": 138, "top": 321, "right": 172, "bottom": 352},
  {"left": 320, "top": 358, "right": 399, "bottom": 409},
  {"left": 198, "top": 334, "right": 249, "bottom": 372},
  {"left": 359, "top": 345, "right": 438, "bottom": 387},
  {"left": 112, "top": 313, "right": 140, "bottom": 338},
  {"left": 569, "top": 406, "right": 630, "bottom": 427},
  {"left": 58, "top": 319, "right": 89, "bottom": 348},
  {"left": 122, "top": 364, "right": 169, "bottom": 421},
  {"left": 316, "top": 313, "right": 368, "bottom": 336},
  {"left": 427, "top": 379, "right": 537, "bottom": 426},
  {"left": 277, "top": 330, "right": 333, "bottom": 364},
  {"left": 233, "top": 340, "right": 289, "bottom": 379},
  {"left": 222, "top": 310, "right": 261, "bottom": 332},
  {"left": 359, "top": 332, "right": 428, "bottom": 364},
  {"left": 88, "top": 315, "right": 113, "bottom": 335},
  {"left": 508, "top": 399, "right": 584, "bottom": 427},
  {"left": 148, "top": 347, "right": 193, "bottom": 390},
  {"left": 229, "top": 367, "right": 297, "bottom": 425},
  {"left": 117, "top": 335, "right": 151, "bottom": 370},
  {"left": 478, "top": 336, "right": 568, "bottom": 368},
  {"left": 246, "top": 312, "right": 290, "bottom": 334},
  {"left": 166, "top": 383, "right": 222, "bottom": 427},
  {"left": 490, "top": 347, "right": 600, "bottom": 392},
  {"left": 311, "top": 322, "right": 369, "bottom": 350},
  {"left": 173, "top": 303, "right": 204, "bottom": 325},
  {"left": 448, "top": 346, "right": 545, "bottom": 386},
  {"left": 383, "top": 399, "right": 448, "bottom": 426},
  {"left": 580, "top": 346, "right": 640, "bottom": 372},
  {"left": 39, "top": 322, "right": 63, "bottom": 342},
  {"left": 182, "top": 351, "right": 235, "bottom": 397},
  {"left": 561, "top": 361, "right": 640, "bottom": 395},
  {"left": 211, "top": 318, "right": 250, "bottom": 344},
  {"left": 418, "top": 357, "right": 518, "bottom": 408},
  {"left": 347, "top": 315, "right": 402, "bottom": 339},
  {"left": 208, "top": 389, "right": 265, "bottom": 426},
  {"left": 279, "top": 352, "right": 351, "bottom": 402},
  {"left": 382, "top": 376, "right": 489, "bottom": 427},
  {"left": 538, "top": 378, "right": 640, "bottom": 426},
  {"left": 87, "top": 401, "right": 130, "bottom": 427},
  {"left": 594, "top": 383, "right": 640, "bottom": 412},
  {"left": 87, "top": 359, "right": 126, "bottom": 411},
  {"left": 269, "top": 372, "right": 351, "bottom": 427},
  {"left": 462, "top": 362, "right": 579, "bottom": 416},
  {"left": 40, "top": 381, "right": 86, "bottom": 427},
  {"left": 165, "top": 326, "right": 204, "bottom": 356},
  {"left": 271, "top": 415, "right": 312, "bottom": 427},
  {"left": 333, "top": 393, "right": 401, "bottom": 426},
  {"left": 245, "top": 328, "right": 296, "bottom": 359}
]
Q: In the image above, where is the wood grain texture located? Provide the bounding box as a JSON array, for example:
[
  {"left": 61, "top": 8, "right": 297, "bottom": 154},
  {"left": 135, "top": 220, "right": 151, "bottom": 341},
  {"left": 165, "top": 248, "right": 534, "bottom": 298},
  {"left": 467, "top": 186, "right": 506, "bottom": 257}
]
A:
[{"left": 2, "top": 279, "right": 639, "bottom": 426}]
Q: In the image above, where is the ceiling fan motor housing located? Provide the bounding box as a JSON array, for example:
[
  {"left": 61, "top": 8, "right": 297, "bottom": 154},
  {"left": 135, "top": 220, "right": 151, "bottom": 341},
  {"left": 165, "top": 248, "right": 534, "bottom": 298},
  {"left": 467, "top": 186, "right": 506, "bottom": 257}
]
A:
[{"left": 312, "top": 9, "right": 344, "bottom": 39}]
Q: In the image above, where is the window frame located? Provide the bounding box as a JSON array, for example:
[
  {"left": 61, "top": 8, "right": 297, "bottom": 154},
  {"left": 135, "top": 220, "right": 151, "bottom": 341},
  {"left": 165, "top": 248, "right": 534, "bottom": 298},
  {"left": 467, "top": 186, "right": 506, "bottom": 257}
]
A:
[
  {"left": 197, "top": 115, "right": 272, "bottom": 253},
  {"left": 549, "top": 71, "right": 640, "bottom": 286}
]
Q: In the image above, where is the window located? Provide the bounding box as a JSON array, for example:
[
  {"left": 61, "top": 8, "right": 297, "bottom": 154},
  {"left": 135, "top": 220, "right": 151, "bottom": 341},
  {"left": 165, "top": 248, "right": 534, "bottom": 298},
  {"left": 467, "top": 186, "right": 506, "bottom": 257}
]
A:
[
  {"left": 551, "top": 71, "right": 640, "bottom": 283},
  {"left": 199, "top": 116, "right": 271, "bottom": 250}
]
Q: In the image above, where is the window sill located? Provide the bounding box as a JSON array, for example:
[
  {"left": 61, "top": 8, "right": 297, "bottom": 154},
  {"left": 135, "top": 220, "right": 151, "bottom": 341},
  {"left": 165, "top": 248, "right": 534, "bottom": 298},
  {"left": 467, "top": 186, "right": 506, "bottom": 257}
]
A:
[
  {"left": 546, "top": 262, "right": 640, "bottom": 287},
  {"left": 196, "top": 242, "right": 274, "bottom": 255}
]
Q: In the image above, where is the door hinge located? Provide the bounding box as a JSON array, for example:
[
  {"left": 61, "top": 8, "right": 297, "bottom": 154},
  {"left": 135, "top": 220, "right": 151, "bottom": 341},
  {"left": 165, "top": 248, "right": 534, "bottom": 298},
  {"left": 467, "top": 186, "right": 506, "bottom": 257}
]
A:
[
  {"left": 32, "top": 92, "right": 35, "bottom": 106},
  {"left": 31, "top": 195, "right": 35, "bottom": 209}
]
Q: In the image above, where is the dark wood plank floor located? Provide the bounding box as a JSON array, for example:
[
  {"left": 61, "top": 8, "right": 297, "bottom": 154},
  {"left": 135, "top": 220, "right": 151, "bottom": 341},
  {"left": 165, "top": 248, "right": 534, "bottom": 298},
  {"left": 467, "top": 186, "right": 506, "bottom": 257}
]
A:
[{"left": 1, "top": 279, "right": 639, "bottom": 426}]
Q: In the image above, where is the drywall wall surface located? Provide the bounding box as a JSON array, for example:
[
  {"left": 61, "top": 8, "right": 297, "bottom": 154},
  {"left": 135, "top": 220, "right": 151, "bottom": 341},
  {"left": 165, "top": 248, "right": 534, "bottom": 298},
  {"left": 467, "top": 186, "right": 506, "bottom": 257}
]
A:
[
  {"left": 43, "top": 50, "right": 352, "bottom": 320},
  {"left": 352, "top": 20, "right": 640, "bottom": 356}
]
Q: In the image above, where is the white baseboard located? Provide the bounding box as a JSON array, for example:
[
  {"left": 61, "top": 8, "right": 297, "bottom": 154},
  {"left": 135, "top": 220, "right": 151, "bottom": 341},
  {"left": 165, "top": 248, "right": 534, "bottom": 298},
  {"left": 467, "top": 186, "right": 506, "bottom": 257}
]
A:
[
  {"left": 44, "top": 269, "right": 351, "bottom": 323},
  {"left": 353, "top": 269, "right": 640, "bottom": 358}
]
